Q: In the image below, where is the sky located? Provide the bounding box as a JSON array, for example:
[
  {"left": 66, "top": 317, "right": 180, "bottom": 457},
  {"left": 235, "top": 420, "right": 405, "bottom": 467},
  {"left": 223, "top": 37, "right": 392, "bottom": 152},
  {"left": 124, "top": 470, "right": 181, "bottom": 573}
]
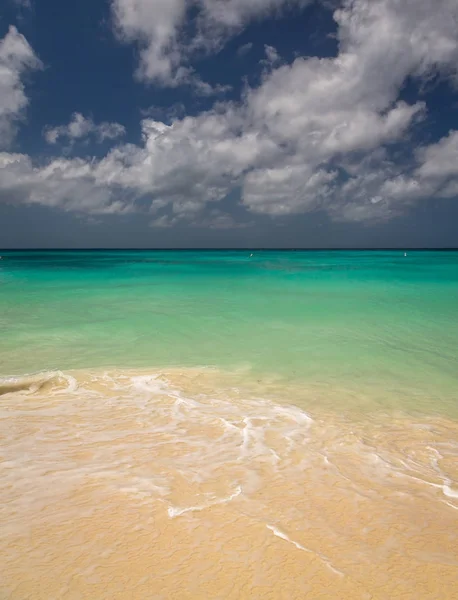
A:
[{"left": 1, "top": 0, "right": 458, "bottom": 248}]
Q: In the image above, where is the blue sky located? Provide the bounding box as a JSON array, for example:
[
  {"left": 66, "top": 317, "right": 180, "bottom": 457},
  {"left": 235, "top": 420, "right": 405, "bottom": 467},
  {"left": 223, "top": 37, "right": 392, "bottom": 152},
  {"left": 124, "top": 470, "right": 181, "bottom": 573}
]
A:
[{"left": 1, "top": 0, "right": 458, "bottom": 248}]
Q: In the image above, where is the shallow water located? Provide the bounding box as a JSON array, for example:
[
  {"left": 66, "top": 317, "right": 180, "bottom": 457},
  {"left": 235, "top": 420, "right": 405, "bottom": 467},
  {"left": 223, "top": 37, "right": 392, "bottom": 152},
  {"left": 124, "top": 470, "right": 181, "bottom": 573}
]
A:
[
  {"left": 1, "top": 369, "right": 458, "bottom": 599},
  {"left": 1, "top": 251, "right": 458, "bottom": 598}
]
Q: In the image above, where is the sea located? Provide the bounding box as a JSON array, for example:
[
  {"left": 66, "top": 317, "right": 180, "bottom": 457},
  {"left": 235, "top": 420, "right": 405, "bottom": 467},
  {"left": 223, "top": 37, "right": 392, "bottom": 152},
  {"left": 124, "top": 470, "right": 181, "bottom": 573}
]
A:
[{"left": 1, "top": 250, "right": 457, "bottom": 599}]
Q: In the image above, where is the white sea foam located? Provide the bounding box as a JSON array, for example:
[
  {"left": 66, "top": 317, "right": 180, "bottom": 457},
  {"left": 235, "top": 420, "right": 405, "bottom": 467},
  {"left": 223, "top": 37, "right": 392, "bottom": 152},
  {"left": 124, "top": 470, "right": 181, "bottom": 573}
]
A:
[
  {"left": 443, "top": 485, "right": 458, "bottom": 499},
  {"left": 2, "top": 367, "right": 458, "bottom": 599},
  {"left": 1, "top": 367, "right": 457, "bottom": 541},
  {"left": 168, "top": 486, "right": 242, "bottom": 518},
  {"left": 267, "top": 524, "right": 307, "bottom": 551},
  {"left": 266, "top": 525, "right": 343, "bottom": 576}
]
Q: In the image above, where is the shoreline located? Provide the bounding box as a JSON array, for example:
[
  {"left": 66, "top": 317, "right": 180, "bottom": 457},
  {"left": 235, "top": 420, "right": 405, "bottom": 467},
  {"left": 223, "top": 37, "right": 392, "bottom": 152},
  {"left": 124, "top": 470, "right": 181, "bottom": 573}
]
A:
[
  {"left": 1, "top": 366, "right": 458, "bottom": 598},
  {"left": 2, "top": 364, "right": 458, "bottom": 419}
]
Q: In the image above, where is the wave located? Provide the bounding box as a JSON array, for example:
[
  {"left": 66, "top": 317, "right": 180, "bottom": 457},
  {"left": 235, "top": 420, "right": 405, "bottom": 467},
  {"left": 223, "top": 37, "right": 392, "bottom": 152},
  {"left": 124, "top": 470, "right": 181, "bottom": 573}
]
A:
[{"left": 0, "top": 370, "right": 77, "bottom": 396}]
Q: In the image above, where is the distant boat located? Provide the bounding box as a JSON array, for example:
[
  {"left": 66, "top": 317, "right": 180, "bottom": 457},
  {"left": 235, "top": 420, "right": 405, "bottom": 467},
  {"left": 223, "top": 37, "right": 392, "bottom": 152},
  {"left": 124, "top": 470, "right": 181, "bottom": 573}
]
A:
[{"left": 404, "top": 252, "right": 407, "bottom": 257}]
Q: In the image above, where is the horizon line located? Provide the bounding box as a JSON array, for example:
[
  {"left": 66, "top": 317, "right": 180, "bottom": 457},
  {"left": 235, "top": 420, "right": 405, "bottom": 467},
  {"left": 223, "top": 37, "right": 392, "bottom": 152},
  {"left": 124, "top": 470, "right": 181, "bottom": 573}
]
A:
[{"left": 1, "top": 247, "right": 458, "bottom": 252}]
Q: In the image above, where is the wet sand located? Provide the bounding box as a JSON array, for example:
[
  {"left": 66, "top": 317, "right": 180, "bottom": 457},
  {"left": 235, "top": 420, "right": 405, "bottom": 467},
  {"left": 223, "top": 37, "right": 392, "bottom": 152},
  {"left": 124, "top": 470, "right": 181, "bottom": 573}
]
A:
[{"left": 1, "top": 369, "right": 458, "bottom": 599}]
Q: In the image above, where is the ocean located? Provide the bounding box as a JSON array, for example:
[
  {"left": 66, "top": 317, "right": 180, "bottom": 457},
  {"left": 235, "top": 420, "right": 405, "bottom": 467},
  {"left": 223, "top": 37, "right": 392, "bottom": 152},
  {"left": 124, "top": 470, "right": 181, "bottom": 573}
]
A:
[{"left": 1, "top": 250, "right": 457, "bottom": 598}]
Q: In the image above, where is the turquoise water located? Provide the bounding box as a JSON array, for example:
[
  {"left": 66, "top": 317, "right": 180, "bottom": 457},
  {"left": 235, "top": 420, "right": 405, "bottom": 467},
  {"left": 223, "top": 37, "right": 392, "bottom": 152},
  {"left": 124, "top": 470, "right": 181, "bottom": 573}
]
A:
[
  {"left": 2, "top": 251, "right": 458, "bottom": 600},
  {"left": 1, "top": 250, "right": 458, "bottom": 416}
]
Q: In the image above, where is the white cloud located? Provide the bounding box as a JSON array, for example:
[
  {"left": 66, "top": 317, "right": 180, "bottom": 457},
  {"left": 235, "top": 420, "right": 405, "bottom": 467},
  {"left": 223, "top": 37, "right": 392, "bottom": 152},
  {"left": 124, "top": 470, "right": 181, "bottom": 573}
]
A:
[
  {"left": 2, "top": 0, "right": 458, "bottom": 224},
  {"left": 243, "top": 166, "right": 337, "bottom": 215},
  {"left": 111, "top": 0, "right": 458, "bottom": 91},
  {"left": 416, "top": 131, "right": 458, "bottom": 179},
  {"left": 111, "top": 0, "right": 310, "bottom": 85},
  {"left": 44, "top": 112, "right": 126, "bottom": 145},
  {"left": 366, "top": 131, "right": 458, "bottom": 211},
  {"left": 0, "top": 26, "right": 42, "bottom": 149},
  {"left": 238, "top": 0, "right": 458, "bottom": 219},
  {"left": 111, "top": 0, "right": 188, "bottom": 83},
  {"left": 321, "top": 130, "right": 458, "bottom": 222},
  {"left": 94, "top": 115, "right": 278, "bottom": 207},
  {"left": 197, "top": 0, "right": 309, "bottom": 30},
  {"left": 0, "top": 151, "right": 129, "bottom": 214}
]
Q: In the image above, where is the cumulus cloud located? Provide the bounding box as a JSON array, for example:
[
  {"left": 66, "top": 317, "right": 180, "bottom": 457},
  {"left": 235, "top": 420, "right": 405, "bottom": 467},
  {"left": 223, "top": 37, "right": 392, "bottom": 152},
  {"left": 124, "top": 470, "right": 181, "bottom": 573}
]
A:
[
  {"left": 416, "top": 131, "right": 458, "bottom": 180},
  {"left": 111, "top": 0, "right": 310, "bottom": 85},
  {"left": 44, "top": 112, "right": 126, "bottom": 145},
  {"left": 109, "top": 0, "right": 458, "bottom": 91},
  {"left": 0, "top": 151, "right": 131, "bottom": 214},
  {"left": 92, "top": 114, "right": 279, "bottom": 218},
  {"left": 2, "top": 0, "right": 458, "bottom": 224},
  {"left": 317, "top": 130, "right": 458, "bottom": 223},
  {"left": 365, "top": 130, "right": 458, "bottom": 214},
  {"left": 239, "top": 0, "right": 458, "bottom": 220},
  {"left": 111, "top": 0, "right": 188, "bottom": 84},
  {"left": 0, "top": 26, "right": 42, "bottom": 149},
  {"left": 243, "top": 166, "right": 338, "bottom": 215}
]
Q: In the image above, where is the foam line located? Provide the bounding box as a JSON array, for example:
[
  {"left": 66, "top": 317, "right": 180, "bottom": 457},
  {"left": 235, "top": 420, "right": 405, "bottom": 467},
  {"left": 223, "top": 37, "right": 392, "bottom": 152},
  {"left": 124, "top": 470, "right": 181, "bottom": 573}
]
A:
[
  {"left": 168, "top": 486, "right": 242, "bottom": 518},
  {"left": 443, "top": 485, "right": 458, "bottom": 499},
  {"left": 266, "top": 525, "right": 343, "bottom": 576}
]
